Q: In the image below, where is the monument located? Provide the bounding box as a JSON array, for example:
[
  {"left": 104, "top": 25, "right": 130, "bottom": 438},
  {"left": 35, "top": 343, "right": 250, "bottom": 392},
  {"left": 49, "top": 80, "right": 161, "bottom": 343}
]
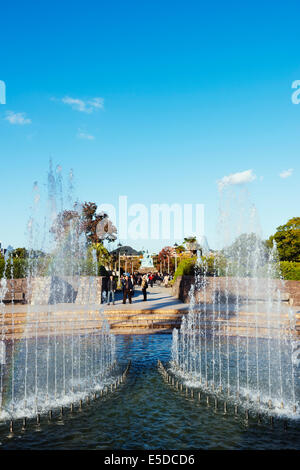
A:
[{"left": 139, "top": 250, "right": 155, "bottom": 273}]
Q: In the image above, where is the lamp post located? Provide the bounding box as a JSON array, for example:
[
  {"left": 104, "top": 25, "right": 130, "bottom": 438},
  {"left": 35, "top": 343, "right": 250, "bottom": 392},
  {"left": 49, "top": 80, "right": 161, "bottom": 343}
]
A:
[
  {"left": 174, "top": 243, "right": 178, "bottom": 272},
  {"left": 117, "top": 243, "right": 122, "bottom": 285},
  {"left": 124, "top": 249, "right": 128, "bottom": 273}
]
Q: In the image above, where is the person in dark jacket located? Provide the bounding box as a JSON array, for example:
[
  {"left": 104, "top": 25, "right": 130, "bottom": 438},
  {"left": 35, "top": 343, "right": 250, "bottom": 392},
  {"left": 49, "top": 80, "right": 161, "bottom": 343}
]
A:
[
  {"left": 107, "top": 275, "right": 117, "bottom": 305},
  {"left": 141, "top": 275, "right": 148, "bottom": 301},
  {"left": 122, "top": 274, "right": 133, "bottom": 304}
]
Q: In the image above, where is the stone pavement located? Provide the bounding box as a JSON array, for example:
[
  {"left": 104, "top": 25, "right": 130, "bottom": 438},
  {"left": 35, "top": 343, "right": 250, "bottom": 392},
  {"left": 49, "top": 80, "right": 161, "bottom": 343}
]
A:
[
  {"left": 101, "top": 285, "right": 189, "bottom": 333},
  {"left": 103, "top": 285, "right": 188, "bottom": 312}
]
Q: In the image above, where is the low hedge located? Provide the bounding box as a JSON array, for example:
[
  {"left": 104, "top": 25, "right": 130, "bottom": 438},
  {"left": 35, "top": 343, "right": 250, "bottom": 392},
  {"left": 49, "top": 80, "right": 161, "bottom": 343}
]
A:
[
  {"left": 171, "top": 258, "right": 300, "bottom": 282},
  {"left": 171, "top": 258, "right": 197, "bottom": 285},
  {"left": 279, "top": 261, "right": 300, "bottom": 281},
  {"left": 0, "top": 256, "right": 109, "bottom": 279},
  {"left": 0, "top": 257, "right": 28, "bottom": 279}
]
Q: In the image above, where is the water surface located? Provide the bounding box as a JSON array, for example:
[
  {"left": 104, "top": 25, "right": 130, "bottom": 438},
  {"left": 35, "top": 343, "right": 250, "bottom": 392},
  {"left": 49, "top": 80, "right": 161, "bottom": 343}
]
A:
[{"left": 0, "top": 334, "right": 299, "bottom": 450}]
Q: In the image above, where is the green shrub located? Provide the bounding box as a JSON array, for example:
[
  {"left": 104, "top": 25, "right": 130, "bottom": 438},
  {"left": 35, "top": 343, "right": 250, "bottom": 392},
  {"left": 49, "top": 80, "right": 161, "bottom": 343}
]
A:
[
  {"left": 172, "top": 254, "right": 228, "bottom": 285},
  {"left": 279, "top": 261, "right": 300, "bottom": 281},
  {"left": 172, "top": 258, "right": 196, "bottom": 284},
  {"left": 0, "top": 257, "right": 28, "bottom": 278},
  {"left": 0, "top": 255, "right": 109, "bottom": 279}
]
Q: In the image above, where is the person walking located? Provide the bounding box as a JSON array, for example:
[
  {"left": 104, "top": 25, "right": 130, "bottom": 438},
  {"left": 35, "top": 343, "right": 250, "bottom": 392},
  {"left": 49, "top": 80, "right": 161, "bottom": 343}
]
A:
[
  {"left": 130, "top": 274, "right": 135, "bottom": 298},
  {"left": 141, "top": 275, "right": 148, "bottom": 301},
  {"left": 163, "top": 273, "right": 169, "bottom": 288},
  {"left": 107, "top": 274, "right": 116, "bottom": 305},
  {"left": 122, "top": 274, "right": 133, "bottom": 304}
]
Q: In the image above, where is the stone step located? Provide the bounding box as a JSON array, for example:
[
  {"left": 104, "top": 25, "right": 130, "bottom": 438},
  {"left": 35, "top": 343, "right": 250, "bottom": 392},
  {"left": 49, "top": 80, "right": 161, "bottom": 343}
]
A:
[
  {"left": 3, "top": 311, "right": 298, "bottom": 324},
  {"left": 186, "top": 318, "right": 300, "bottom": 330},
  {"left": 109, "top": 327, "right": 175, "bottom": 335},
  {"left": 0, "top": 309, "right": 187, "bottom": 317},
  {"left": 1, "top": 303, "right": 299, "bottom": 337},
  {"left": 194, "top": 309, "right": 299, "bottom": 319},
  {"left": 2, "top": 321, "right": 180, "bottom": 336},
  {"left": 2, "top": 328, "right": 112, "bottom": 340},
  {"left": 1, "top": 323, "right": 105, "bottom": 333},
  {"left": 109, "top": 319, "right": 181, "bottom": 329},
  {"left": 103, "top": 309, "right": 188, "bottom": 315},
  {"left": 104, "top": 314, "right": 183, "bottom": 321},
  {"left": 222, "top": 327, "right": 297, "bottom": 338},
  {"left": 0, "top": 312, "right": 104, "bottom": 319},
  {"left": 205, "top": 318, "right": 296, "bottom": 327},
  {"left": 0, "top": 312, "right": 185, "bottom": 323}
]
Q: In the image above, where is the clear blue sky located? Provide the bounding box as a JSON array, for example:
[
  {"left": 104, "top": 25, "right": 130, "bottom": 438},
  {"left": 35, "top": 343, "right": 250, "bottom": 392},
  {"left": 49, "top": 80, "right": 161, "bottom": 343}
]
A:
[{"left": 0, "top": 0, "right": 299, "bottom": 253}]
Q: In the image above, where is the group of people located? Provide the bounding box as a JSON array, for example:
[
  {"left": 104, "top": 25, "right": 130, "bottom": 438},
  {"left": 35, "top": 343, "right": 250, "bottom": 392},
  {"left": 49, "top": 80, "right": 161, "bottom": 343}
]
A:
[
  {"left": 105, "top": 271, "right": 173, "bottom": 305},
  {"left": 120, "top": 272, "right": 150, "bottom": 303}
]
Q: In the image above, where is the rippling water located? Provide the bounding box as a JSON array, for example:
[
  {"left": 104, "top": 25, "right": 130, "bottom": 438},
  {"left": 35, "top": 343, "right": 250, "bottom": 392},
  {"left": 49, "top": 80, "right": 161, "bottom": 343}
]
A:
[{"left": 0, "top": 333, "right": 299, "bottom": 450}]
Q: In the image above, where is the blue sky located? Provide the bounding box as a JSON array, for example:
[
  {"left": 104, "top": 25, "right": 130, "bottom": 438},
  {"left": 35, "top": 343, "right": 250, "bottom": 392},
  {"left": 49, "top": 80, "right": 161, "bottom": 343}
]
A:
[{"left": 0, "top": 0, "right": 299, "bottom": 253}]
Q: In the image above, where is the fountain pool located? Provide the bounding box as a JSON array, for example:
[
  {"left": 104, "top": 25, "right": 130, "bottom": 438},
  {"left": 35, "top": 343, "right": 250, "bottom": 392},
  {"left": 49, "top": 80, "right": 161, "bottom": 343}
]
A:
[{"left": 0, "top": 334, "right": 299, "bottom": 450}]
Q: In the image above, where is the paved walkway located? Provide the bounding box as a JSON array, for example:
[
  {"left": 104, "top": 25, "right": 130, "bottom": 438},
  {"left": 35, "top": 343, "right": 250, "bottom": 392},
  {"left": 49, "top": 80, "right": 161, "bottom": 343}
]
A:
[
  {"left": 102, "top": 285, "right": 188, "bottom": 313},
  {"left": 1, "top": 285, "right": 187, "bottom": 313}
]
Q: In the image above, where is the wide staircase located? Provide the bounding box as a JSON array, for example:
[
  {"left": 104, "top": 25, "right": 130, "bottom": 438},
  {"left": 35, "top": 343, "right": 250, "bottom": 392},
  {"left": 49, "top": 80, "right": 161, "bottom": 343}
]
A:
[
  {"left": 0, "top": 285, "right": 299, "bottom": 338},
  {"left": 0, "top": 309, "right": 187, "bottom": 339},
  {"left": 103, "top": 308, "right": 187, "bottom": 334},
  {"left": 193, "top": 307, "right": 300, "bottom": 338}
]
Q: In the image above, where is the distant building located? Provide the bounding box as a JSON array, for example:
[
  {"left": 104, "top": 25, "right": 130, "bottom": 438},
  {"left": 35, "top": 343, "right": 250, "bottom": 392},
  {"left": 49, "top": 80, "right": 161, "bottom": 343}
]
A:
[
  {"left": 110, "top": 245, "right": 143, "bottom": 275},
  {"left": 110, "top": 245, "right": 142, "bottom": 256}
]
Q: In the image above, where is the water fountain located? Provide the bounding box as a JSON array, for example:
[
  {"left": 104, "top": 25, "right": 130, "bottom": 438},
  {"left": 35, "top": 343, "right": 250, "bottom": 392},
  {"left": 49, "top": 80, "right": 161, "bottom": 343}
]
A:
[
  {"left": 0, "top": 162, "right": 118, "bottom": 423},
  {"left": 170, "top": 186, "right": 300, "bottom": 419}
]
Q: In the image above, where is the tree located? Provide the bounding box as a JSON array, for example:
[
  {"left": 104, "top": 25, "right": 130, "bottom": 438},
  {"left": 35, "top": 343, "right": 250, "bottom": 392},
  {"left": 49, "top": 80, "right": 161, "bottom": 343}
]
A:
[
  {"left": 90, "top": 242, "right": 111, "bottom": 267},
  {"left": 157, "top": 247, "right": 175, "bottom": 272},
  {"left": 266, "top": 217, "right": 300, "bottom": 262},
  {"left": 80, "top": 202, "right": 117, "bottom": 244},
  {"left": 183, "top": 236, "right": 197, "bottom": 246},
  {"left": 50, "top": 209, "right": 81, "bottom": 241},
  {"left": 50, "top": 201, "right": 117, "bottom": 245},
  {"left": 175, "top": 244, "right": 185, "bottom": 254},
  {"left": 225, "top": 233, "right": 266, "bottom": 257},
  {"left": 81, "top": 202, "right": 107, "bottom": 244},
  {"left": 11, "top": 247, "right": 28, "bottom": 258},
  {"left": 223, "top": 233, "right": 268, "bottom": 276},
  {"left": 183, "top": 236, "right": 202, "bottom": 254}
]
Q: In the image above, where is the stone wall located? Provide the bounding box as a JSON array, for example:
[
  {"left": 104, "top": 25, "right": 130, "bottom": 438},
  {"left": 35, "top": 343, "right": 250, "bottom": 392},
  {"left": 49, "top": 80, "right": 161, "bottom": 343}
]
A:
[
  {"left": 0, "top": 278, "right": 28, "bottom": 303},
  {"left": 75, "top": 276, "right": 103, "bottom": 304},
  {"left": 1, "top": 276, "right": 107, "bottom": 305},
  {"left": 172, "top": 275, "right": 300, "bottom": 306}
]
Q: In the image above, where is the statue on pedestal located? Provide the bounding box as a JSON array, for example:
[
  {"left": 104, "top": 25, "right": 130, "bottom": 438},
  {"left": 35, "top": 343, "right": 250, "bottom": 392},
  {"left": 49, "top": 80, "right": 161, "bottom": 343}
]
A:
[{"left": 140, "top": 250, "right": 154, "bottom": 269}]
